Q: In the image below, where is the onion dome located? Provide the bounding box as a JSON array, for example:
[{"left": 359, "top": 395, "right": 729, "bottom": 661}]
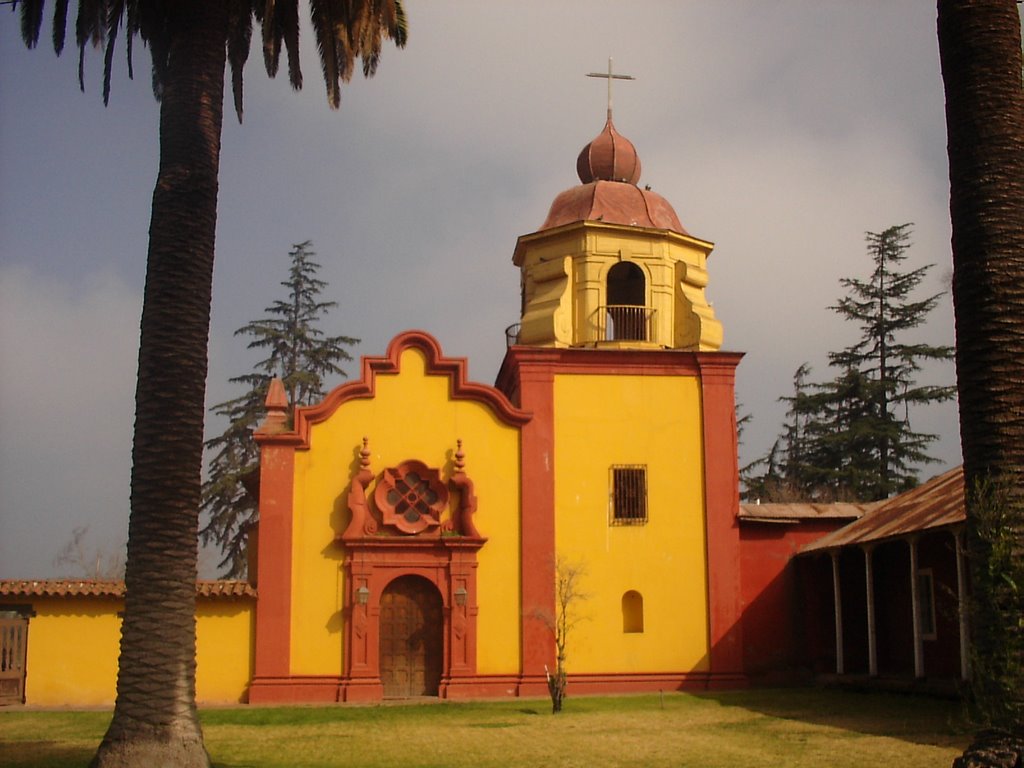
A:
[
  {"left": 577, "top": 118, "right": 641, "bottom": 184},
  {"left": 541, "top": 119, "right": 687, "bottom": 235}
]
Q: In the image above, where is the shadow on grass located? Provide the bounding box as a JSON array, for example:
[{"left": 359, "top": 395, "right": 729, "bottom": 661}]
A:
[
  {"left": 0, "top": 742, "right": 95, "bottom": 768},
  {"left": 694, "top": 687, "right": 968, "bottom": 748}
]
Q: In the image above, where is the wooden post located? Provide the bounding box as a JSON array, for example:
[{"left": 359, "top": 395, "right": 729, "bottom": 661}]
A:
[
  {"left": 908, "top": 536, "right": 924, "bottom": 678},
  {"left": 830, "top": 550, "right": 844, "bottom": 675},
  {"left": 863, "top": 544, "right": 877, "bottom": 677},
  {"left": 954, "top": 528, "right": 970, "bottom": 681}
]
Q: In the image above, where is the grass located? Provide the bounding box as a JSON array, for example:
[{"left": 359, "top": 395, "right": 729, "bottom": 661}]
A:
[{"left": 0, "top": 688, "right": 969, "bottom": 767}]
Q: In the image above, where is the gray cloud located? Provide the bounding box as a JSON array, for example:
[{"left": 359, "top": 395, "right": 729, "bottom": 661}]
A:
[{"left": 0, "top": 2, "right": 968, "bottom": 577}]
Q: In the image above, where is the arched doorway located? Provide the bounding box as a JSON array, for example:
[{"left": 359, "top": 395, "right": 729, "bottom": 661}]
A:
[{"left": 379, "top": 575, "right": 444, "bottom": 697}]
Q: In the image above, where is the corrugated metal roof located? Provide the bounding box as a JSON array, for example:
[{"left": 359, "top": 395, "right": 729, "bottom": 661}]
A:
[
  {"left": 800, "top": 466, "right": 964, "bottom": 554},
  {"left": 739, "top": 502, "right": 875, "bottom": 523},
  {"left": 0, "top": 580, "right": 256, "bottom": 599}
]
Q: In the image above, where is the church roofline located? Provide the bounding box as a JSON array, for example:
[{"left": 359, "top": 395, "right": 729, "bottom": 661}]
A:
[
  {"left": 260, "top": 330, "right": 532, "bottom": 450},
  {"left": 512, "top": 219, "right": 714, "bottom": 268},
  {"left": 0, "top": 580, "right": 256, "bottom": 600}
]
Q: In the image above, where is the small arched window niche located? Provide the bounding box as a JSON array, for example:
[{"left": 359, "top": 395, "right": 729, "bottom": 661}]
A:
[{"left": 622, "top": 590, "right": 644, "bottom": 633}]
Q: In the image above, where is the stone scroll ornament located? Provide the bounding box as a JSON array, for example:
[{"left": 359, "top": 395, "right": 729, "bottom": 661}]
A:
[
  {"left": 341, "top": 438, "right": 481, "bottom": 538},
  {"left": 444, "top": 440, "right": 481, "bottom": 539},
  {"left": 341, "top": 437, "right": 377, "bottom": 539}
]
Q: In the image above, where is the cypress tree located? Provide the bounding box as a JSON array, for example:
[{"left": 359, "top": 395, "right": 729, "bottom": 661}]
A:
[{"left": 201, "top": 241, "right": 358, "bottom": 577}]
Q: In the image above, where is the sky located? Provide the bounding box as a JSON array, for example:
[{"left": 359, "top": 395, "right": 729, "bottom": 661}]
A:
[{"left": 0, "top": 2, "right": 982, "bottom": 578}]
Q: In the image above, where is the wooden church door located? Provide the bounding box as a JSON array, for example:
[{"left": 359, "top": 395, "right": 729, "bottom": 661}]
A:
[{"left": 379, "top": 576, "right": 443, "bottom": 697}]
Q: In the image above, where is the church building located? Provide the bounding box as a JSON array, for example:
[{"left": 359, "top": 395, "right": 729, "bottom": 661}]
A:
[
  {"left": 247, "top": 112, "right": 745, "bottom": 702},
  {"left": 7, "top": 106, "right": 954, "bottom": 708}
]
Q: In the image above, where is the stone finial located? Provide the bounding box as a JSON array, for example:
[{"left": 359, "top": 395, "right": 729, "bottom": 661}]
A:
[
  {"left": 454, "top": 439, "right": 465, "bottom": 473},
  {"left": 360, "top": 436, "right": 371, "bottom": 471},
  {"left": 256, "top": 378, "right": 289, "bottom": 434}
]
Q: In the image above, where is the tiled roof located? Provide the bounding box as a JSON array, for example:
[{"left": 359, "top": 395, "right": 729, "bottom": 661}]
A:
[
  {"left": 739, "top": 502, "right": 875, "bottom": 523},
  {"left": 801, "top": 466, "right": 964, "bottom": 554},
  {"left": 0, "top": 579, "right": 256, "bottom": 599}
]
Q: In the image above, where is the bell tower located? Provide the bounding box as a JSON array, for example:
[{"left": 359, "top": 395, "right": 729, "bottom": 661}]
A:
[
  {"left": 498, "top": 95, "right": 745, "bottom": 692},
  {"left": 511, "top": 115, "right": 722, "bottom": 351}
]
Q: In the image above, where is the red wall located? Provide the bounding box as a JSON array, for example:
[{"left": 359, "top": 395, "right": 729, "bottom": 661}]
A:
[{"left": 739, "top": 520, "right": 853, "bottom": 679}]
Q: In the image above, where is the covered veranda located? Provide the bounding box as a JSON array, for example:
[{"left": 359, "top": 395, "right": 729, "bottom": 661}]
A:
[{"left": 798, "top": 468, "right": 969, "bottom": 687}]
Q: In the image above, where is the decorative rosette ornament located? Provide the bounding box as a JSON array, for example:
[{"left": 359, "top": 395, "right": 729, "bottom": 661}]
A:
[{"left": 374, "top": 460, "right": 449, "bottom": 535}]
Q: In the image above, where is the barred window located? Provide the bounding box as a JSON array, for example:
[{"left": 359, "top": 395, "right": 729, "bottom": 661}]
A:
[{"left": 611, "top": 465, "right": 647, "bottom": 525}]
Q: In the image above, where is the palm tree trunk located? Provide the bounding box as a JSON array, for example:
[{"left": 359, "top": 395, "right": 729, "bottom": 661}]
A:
[
  {"left": 92, "top": 3, "right": 227, "bottom": 766},
  {"left": 937, "top": 0, "right": 1024, "bottom": 760},
  {"left": 940, "top": 1, "right": 1024, "bottom": 490}
]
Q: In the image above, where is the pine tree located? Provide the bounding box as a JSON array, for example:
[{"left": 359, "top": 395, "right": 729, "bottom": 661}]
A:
[
  {"left": 742, "top": 363, "right": 818, "bottom": 501},
  {"left": 745, "top": 224, "right": 954, "bottom": 502},
  {"left": 824, "top": 224, "right": 955, "bottom": 498},
  {"left": 201, "top": 241, "right": 358, "bottom": 577}
]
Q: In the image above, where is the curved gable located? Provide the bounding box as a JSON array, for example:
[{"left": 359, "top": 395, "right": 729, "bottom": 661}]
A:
[{"left": 281, "top": 330, "right": 530, "bottom": 450}]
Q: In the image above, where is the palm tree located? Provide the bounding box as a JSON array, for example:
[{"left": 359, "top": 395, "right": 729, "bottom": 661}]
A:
[
  {"left": 937, "top": 0, "right": 1024, "bottom": 762},
  {"left": 15, "top": 2, "right": 406, "bottom": 765}
]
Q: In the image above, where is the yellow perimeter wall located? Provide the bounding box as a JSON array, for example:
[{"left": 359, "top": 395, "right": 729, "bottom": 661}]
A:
[
  {"left": 21, "top": 598, "right": 254, "bottom": 706},
  {"left": 288, "top": 346, "right": 523, "bottom": 677},
  {"left": 553, "top": 372, "right": 710, "bottom": 673}
]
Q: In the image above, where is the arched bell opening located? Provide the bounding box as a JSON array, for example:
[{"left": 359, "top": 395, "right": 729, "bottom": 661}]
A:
[{"left": 605, "top": 262, "right": 649, "bottom": 341}]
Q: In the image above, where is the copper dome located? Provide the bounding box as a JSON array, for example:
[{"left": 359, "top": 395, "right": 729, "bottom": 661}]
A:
[
  {"left": 541, "top": 118, "right": 687, "bottom": 235},
  {"left": 576, "top": 118, "right": 641, "bottom": 184}
]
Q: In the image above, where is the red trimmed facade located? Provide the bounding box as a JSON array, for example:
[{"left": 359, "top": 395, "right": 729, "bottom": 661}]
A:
[
  {"left": 238, "top": 116, "right": 872, "bottom": 705},
  {"left": 3, "top": 116, "right": 954, "bottom": 709},
  {"left": 249, "top": 331, "right": 530, "bottom": 704}
]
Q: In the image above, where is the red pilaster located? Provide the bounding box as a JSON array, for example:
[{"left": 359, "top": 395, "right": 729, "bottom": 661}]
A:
[
  {"left": 510, "top": 357, "right": 557, "bottom": 694},
  {"left": 248, "top": 382, "right": 302, "bottom": 703},
  {"left": 697, "top": 352, "right": 745, "bottom": 681}
]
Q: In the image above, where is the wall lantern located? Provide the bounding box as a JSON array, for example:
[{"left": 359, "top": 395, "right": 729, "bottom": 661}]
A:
[
  {"left": 454, "top": 587, "right": 468, "bottom": 606},
  {"left": 356, "top": 585, "right": 371, "bottom": 605}
]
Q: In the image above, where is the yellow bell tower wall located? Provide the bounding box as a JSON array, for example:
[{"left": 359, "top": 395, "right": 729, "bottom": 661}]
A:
[
  {"left": 285, "top": 342, "right": 523, "bottom": 679},
  {"left": 514, "top": 222, "right": 722, "bottom": 352},
  {"left": 552, "top": 371, "right": 710, "bottom": 674}
]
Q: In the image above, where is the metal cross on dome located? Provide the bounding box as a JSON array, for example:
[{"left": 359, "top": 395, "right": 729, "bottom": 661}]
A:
[{"left": 586, "top": 57, "right": 635, "bottom": 120}]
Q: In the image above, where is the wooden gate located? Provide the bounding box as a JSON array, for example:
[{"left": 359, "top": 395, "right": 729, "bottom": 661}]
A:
[
  {"left": 379, "top": 576, "right": 442, "bottom": 698},
  {"left": 0, "top": 615, "right": 28, "bottom": 706}
]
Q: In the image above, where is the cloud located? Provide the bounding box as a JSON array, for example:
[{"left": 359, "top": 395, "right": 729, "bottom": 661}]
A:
[
  {"left": 0, "top": 3, "right": 969, "bottom": 579},
  {"left": 0, "top": 267, "right": 139, "bottom": 577}
]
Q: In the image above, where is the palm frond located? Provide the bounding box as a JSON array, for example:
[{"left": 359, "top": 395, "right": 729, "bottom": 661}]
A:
[
  {"left": 227, "top": 0, "right": 254, "bottom": 121},
  {"left": 281, "top": 0, "right": 301, "bottom": 90},
  {"left": 19, "top": 0, "right": 44, "bottom": 49},
  {"left": 261, "top": 0, "right": 281, "bottom": 78},
  {"left": 75, "top": 0, "right": 104, "bottom": 91},
  {"left": 51, "top": 0, "right": 69, "bottom": 54},
  {"left": 101, "top": 0, "right": 125, "bottom": 105},
  {"left": 391, "top": 0, "right": 407, "bottom": 47},
  {"left": 309, "top": 0, "right": 340, "bottom": 108},
  {"left": 124, "top": 0, "right": 138, "bottom": 80}
]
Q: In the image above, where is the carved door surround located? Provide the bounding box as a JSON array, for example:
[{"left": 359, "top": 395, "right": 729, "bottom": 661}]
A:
[{"left": 337, "top": 439, "right": 485, "bottom": 702}]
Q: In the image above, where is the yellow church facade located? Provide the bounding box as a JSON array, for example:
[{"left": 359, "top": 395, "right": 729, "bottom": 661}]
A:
[
  {"left": 246, "top": 116, "right": 744, "bottom": 702},
  {"left": 1, "top": 115, "right": 753, "bottom": 706}
]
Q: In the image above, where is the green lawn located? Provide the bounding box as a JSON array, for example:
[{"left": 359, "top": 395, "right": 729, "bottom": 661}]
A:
[{"left": 0, "top": 689, "right": 969, "bottom": 768}]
